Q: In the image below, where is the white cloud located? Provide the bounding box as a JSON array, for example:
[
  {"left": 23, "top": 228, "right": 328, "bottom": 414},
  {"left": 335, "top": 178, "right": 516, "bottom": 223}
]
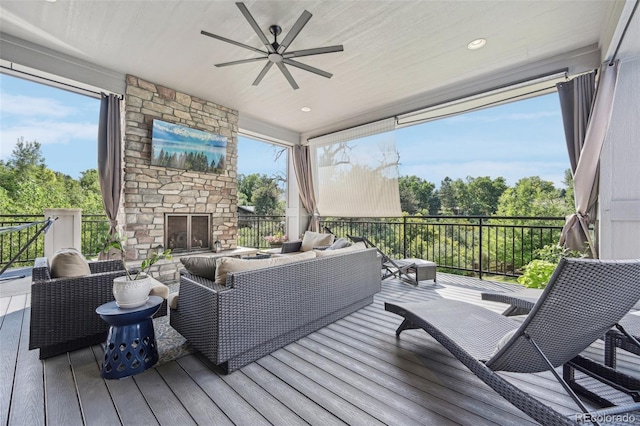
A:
[
  {"left": 0, "top": 93, "right": 76, "bottom": 117},
  {"left": 0, "top": 120, "right": 97, "bottom": 159}
]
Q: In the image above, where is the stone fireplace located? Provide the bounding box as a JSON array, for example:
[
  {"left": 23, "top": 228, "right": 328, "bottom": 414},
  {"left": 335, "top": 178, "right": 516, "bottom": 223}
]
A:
[
  {"left": 121, "top": 75, "right": 239, "bottom": 282},
  {"left": 165, "top": 213, "right": 211, "bottom": 252}
]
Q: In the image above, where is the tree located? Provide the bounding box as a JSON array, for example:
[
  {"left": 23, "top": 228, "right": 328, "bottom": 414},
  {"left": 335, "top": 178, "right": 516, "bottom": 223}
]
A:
[
  {"left": 238, "top": 173, "right": 285, "bottom": 215},
  {"left": 0, "top": 138, "right": 105, "bottom": 215},
  {"left": 252, "top": 180, "right": 281, "bottom": 215},
  {"left": 465, "top": 176, "right": 507, "bottom": 215},
  {"left": 398, "top": 175, "right": 439, "bottom": 215},
  {"left": 438, "top": 177, "right": 458, "bottom": 214},
  {"left": 8, "top": 137, "right": 45, "bottom": 171},
  {"left": 563, "top": 168, "right": 575, "bottom": 209},
  {"left": 496, "top": 176, "right": 571, "bottom": 219},
  {"left": 238, "top": 173, "right": 261, "bottom": 206}
]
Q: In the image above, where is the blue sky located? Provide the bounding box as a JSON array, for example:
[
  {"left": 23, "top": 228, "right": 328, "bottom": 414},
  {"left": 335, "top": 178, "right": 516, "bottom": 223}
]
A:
[{"left": 0, "top": 73, "right": 569, "bottom": 188}]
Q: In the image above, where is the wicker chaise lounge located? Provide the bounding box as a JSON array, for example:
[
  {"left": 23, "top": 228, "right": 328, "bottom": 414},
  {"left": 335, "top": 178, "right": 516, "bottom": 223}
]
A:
[
  {"left": 385, "top": 258, "right": 640, "bottom": 425},
  {"left": 30, "top": 257, "right": 168, "bottom": 359},
  {"left": 481, "top": 287, "right": 640, "bottom": 369},
  {"left": 347, "top": 235, "right": 436, "bottom": 285}
]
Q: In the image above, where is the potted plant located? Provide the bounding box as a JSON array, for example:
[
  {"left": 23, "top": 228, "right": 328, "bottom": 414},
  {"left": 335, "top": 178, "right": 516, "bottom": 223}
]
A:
[
  {"left": 102, "top": 233, "right": 172, "bottom": 308},
  {"left": 264, "top": 232, "right": 288, "bottom": 248}
]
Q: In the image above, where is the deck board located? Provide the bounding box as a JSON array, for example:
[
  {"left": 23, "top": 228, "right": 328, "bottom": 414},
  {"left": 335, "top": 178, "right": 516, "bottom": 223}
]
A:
[
  {"left": 177, "top": 354, "right": 270, "bottom": 426},
  {"left": 2, "top": 272, "right": 639, "bottom": 425},
  {"left": 241, "top": 362, "right": 346, "bottom": 426},
  {"left": 9, "top": 306, "right": 44, "bottom": 426},
  {"left": 44, "top": 354, "right": 85, "bottom": 426},
  {"left": 0, "top": 295, "right": 27, "bottom": 426},
  {"left": 134, "top": 368, "right": 198, "bottom": 426}
]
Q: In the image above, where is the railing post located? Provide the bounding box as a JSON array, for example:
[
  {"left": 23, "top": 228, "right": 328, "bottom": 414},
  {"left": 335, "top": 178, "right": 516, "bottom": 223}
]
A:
[
  {"left": 403, "top": 216, "right": 408, "bottom": 258},
  {"left": 478, "top": 217, "right": 483, "bottom": 280}
]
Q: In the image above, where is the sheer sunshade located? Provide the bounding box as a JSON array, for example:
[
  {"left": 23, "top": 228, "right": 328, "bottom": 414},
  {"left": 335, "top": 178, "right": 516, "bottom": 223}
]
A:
[{"left": 308, "top": 118, "right": 401, "bottom": 217}]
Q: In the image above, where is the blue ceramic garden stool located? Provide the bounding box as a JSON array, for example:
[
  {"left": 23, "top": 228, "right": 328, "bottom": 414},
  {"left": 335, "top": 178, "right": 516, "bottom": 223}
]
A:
[{"left": 96, "top": 296, "right": 163, "bottom": 379}]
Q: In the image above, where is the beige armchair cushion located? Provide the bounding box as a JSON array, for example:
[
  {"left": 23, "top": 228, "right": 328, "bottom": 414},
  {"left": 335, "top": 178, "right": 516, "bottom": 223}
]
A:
[
  {"left": 215, "top": 251, "right": 316, "bottom": 284},
  {"left": 300, "top": 231, "right": 335, "bottom": 252},
  {"left": 50, "top": 248, "right": 91, "bottom": 278}
]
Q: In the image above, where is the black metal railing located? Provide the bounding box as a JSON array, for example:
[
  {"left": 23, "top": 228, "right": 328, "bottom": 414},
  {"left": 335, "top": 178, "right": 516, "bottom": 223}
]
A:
[
  {"left": 0, "top": 214, "right": 110, "bottom": 269},
  {"left": 0, "top": 214, "right": 46, "bottom": 270},
  {"left": 320, "top": 216, "right": 566, "bottom": 279},
  {"left": 238, "top": 215, "right": 287, "bottom": 249},
  {"left": 3, "top": 212, "right": 565, "bottom": 278}
]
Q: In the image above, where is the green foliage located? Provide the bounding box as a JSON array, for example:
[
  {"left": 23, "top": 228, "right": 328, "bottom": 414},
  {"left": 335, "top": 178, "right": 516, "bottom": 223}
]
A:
[
  {"left": 101, "top": 233, "right": 172, "bottom": 280},
  {"left": 563, "top": 168, "right": 575, "bottom": 208},
  {"left": 0, "top": 138, "right": 105, "bottom": 215},
  {"left": 398, "top": 175, "right": 439, "bottom": 214},
  {"left": 238, "top": 173, "right": 284, "bottom": 215},
  {"left": 496, "top": 176, "right": 572, "bottom": 219},
  {"left": 517, "top": 243, "right": 586, "bottom": 288},
  {"left": 535, "top": 243, "right": 584, "bottom": 263},
  {"left": 435, "top": 176, "right": 507, "bottom": 215},
  {"left": 517, "top": 260, "right": 558, "bottom": 288}
]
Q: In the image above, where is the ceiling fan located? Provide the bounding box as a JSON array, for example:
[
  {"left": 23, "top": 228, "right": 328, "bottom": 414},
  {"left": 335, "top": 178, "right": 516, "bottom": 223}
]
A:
[{"left": 201, "top": 2, "right": 344, "bottom": 90}]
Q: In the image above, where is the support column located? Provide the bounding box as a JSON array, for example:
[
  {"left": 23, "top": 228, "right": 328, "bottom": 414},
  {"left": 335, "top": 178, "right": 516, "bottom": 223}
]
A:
[{"left": 44, "top": 208, "right": 82, "bottom": 258}]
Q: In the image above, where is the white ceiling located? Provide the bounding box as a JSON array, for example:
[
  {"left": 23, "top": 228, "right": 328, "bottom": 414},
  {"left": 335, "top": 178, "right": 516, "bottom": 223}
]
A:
[{"left": 0, "top": 0, "right": 629, "bottom": 141}]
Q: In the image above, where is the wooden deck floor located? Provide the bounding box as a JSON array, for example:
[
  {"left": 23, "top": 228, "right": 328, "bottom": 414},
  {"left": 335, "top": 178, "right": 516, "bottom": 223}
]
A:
[{"left": 1, "top": 273, "right": 639, "bottom": 425}]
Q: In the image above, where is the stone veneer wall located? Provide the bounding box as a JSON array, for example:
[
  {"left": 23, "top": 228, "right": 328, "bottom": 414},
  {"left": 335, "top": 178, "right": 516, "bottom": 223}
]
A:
[{"left": 122, "top": 75, "right": 238, "bottom": 282}]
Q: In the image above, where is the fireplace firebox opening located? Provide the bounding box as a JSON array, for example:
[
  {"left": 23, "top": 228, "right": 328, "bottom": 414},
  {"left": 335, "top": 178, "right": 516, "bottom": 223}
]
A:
[{"left": 165, "top": 214, "right": 211, "bottom": 253}]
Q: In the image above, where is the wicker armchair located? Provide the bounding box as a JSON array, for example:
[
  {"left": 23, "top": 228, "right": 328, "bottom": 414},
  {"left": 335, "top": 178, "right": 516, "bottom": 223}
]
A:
[{"left": 29, "top": 257, "right": 167, "bottom": 359}]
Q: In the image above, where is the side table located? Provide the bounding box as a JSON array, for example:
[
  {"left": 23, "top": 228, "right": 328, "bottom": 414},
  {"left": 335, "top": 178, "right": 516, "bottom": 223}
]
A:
[{"left": 96, "top": 296, "right": 163, "bottom": 379}]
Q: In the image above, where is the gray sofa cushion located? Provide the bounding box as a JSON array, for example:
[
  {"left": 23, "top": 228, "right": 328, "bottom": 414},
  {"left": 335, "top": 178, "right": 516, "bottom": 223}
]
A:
[{"left": 181, "top": 256, "right": 217, "bottom": 281}]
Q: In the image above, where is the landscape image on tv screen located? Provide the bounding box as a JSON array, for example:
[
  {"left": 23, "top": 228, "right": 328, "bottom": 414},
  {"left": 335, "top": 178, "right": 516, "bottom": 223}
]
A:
[{"left": 151, "top": 119, "right": 227, "bottom": 173}]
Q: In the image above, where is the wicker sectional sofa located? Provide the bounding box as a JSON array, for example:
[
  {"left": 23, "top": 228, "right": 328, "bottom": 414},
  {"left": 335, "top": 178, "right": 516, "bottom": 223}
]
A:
[{"left": 170, "top": 247, "right": 381, "bottom": 373}]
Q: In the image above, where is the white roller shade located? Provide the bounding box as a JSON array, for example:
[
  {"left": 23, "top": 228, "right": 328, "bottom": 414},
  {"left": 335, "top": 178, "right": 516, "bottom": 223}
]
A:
[
  {"left": 308, "top": 118, "right": 401, "bottom": 217},
  {"left": 397, "top": 71, "right": 568, "bottom": 127}
]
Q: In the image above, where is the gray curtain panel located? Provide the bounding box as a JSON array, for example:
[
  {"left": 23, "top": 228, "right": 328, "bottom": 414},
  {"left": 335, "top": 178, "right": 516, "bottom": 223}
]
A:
[
  {"left": 97, "top": 93, "right": 122, "bottom": 251},
  {"left": 558, "top": 61, "right": 620, "bottom": 257},
  {"left": 292, "top": 145, "right": 320, "bottom": 232},
  {"left": 557, "top": 72, "right": 595, "bottom": 173}
]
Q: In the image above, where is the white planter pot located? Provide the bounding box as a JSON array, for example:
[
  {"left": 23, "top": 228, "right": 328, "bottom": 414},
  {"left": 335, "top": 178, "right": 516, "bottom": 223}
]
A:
[{"left": 113, "top": 275, "right": 152, "bottom": 308}]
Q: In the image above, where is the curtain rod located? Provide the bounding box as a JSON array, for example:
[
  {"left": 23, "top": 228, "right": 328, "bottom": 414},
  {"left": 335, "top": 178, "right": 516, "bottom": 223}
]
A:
[{"left": 609, "top": 0, "right": 639, "bottom": 65}]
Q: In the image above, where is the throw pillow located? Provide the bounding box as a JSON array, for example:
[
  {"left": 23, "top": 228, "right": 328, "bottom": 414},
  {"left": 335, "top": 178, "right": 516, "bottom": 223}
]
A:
[
  {"left": 215, "top": 251, "right": 316, "bottom": 284},
  {"left": 181, "top": 256, "right": 217, "bottom": 281},
  {"left": 50, "top": 248, "right": 91, "bottom": 278},
  {"left": 314, "top": 241, "right": 367, "bottom": 257},
  {"left": 300, "top": 231, "right": 335, "bottom": 252},
  {"left": 327, "top": 237, "right": 351, "bottom": 250}
]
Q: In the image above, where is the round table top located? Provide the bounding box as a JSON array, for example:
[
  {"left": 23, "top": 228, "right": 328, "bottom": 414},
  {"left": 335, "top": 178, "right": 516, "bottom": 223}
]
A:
[{"left": 96, "top": 296, "right": 163, "bottom": 325}]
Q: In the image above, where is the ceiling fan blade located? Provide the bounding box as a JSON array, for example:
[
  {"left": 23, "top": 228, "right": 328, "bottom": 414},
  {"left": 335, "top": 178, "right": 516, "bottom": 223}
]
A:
[
  {"left": 277, "top": 10, "right": 312, "bottom": 54},
  {"left": 283, "top": 59, "right": 332, "bottom": 79},
  {"left": 236, "top": 2, "right": 275, "bottom": 53},
  {"left": 253, "top": 61, "right": 274, "bottom": 86},
  {"left": 215, "top": 57, "right": 268, "bottom": 67},
  {"left": 283, "top": 45, "right": 344, "bottom": 58},
  {"left": 201, "top": 30, "right": 267, "bottom": 55},
  {"left": 276, "top": 62, "right": 299, "bottom": 90}
]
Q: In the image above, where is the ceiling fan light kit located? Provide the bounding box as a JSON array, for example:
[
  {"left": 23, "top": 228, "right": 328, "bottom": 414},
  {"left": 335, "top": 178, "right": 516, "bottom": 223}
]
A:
[{"left": 201, "top": 2, "right": 344, "bottom": 90}]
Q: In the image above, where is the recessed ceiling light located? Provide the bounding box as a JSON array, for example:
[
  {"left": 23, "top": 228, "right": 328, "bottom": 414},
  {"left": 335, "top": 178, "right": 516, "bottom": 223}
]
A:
[
  {"left": 301, "top": 107, "right": 312, "bottom": 112},
  {"left": 44, "top": 0, "right": 57, "bottom": 2},
  {"left": 467, "top": 38, "right": 487, "bottom": 50}
]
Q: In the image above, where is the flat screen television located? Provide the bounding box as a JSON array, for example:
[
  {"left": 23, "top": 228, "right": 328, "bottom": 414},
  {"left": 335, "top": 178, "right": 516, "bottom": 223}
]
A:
[{"left": 151, "top": 119, "right": 227, "bottom": 173}]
